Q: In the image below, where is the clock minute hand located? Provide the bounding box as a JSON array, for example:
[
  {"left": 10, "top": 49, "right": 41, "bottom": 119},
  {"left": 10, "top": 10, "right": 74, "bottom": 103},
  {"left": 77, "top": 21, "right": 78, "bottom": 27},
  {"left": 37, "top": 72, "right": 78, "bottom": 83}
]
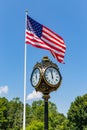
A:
[
  {"left": 35, "top": 73, "right": 37, "bottom": 80},
  {"left": 50, "top": 70, "right": 53, "bottom": 79}
]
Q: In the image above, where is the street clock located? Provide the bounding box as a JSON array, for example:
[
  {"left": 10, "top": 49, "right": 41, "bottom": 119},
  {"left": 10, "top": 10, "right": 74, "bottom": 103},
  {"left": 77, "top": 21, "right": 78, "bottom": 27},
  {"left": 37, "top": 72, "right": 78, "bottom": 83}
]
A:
[{"left": 30, "top": 56, "right": 62, "bottom": 94}]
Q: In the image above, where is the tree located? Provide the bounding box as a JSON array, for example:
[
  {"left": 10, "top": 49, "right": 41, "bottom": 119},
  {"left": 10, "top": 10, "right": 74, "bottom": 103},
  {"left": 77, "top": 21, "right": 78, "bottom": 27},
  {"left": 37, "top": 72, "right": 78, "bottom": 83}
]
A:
[
  {"left": 30, "top": 100, "right": 44, "bottom": 122},
  {"left": 26, "top": 103, "right": 32, "bottom": 125},
  {"left": 28, "top": 100, "right": 68, "bottom": 130},
  {"left": 26, "top": 120, "right": 44, "bottom": 130},
  {"left": 0, "top": 97, "right": 9, "bottom": 130},
  {"left": 0, "top": 97, "right": 69, "bottom": 130},
  {"left": 48, "top": 101, "right": 68, "bottom": 130},
  {"left": 67, "top": 94, "right": 87, "bottom": 130},
  {"left": 8, "top": 97, "right": 23, "bottom": 130}
]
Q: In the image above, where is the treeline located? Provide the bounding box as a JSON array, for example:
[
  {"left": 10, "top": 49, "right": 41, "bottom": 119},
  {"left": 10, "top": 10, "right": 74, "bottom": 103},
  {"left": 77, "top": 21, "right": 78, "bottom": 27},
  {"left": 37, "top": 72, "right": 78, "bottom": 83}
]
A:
[{"left": 0, "top": 94, "right": 87, "bottom": 130}]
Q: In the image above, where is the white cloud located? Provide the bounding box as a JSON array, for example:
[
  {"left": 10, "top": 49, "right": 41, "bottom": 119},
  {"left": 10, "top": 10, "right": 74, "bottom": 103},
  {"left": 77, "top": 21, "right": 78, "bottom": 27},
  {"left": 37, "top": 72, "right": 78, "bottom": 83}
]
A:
[
  {"left": 27, "top": 90, "right": 42, "bottom": 100},
  {"left": 0, "top": 85, "right": 8, "bottom": 95}
]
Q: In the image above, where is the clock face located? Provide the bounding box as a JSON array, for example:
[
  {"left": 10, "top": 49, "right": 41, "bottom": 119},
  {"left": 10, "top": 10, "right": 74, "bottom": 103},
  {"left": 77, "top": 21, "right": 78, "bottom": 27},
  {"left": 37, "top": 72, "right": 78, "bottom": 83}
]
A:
[
  {"left": 44, "top": 67, "right": 60, "bottom": 86},
  {"left": 31, "top": 68, "right": 40, "bottom": 87}
]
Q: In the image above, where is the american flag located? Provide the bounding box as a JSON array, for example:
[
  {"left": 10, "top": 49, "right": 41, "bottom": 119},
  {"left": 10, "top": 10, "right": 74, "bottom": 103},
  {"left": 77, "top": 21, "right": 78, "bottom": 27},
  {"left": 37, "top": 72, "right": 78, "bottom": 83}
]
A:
[{"left": 26, "top": 15, "right": 66, "bottom": 63}]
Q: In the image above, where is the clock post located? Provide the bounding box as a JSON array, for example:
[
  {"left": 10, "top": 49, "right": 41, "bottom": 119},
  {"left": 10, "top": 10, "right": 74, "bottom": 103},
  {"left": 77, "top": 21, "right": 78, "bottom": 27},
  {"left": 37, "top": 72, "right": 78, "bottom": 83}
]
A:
[
  {"left": 30, "top": 56, "right": 62, "bottom": 130},
  {"left": 43, "top": 94, "right": 50, "bottom": 130}
]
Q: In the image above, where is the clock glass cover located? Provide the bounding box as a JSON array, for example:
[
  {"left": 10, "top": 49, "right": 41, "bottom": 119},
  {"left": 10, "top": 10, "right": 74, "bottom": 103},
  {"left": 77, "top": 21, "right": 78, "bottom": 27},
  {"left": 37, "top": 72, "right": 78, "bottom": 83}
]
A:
[
  {"left": 31, "top": 68, "right": 40, "bottom": 87},
  {"left": 44, "top": 67, "right": 60, "bottom": 86}
]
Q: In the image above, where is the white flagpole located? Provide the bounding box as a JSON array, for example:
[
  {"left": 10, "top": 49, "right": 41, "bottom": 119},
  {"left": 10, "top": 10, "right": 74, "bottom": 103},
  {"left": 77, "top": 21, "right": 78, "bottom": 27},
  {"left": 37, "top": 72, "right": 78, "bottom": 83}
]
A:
[
  {"left": 23, "top": 10, "right": 28, "bottom": 130},
  {"left": 23, "top": 43, "right": 27, "bottom": 130}
]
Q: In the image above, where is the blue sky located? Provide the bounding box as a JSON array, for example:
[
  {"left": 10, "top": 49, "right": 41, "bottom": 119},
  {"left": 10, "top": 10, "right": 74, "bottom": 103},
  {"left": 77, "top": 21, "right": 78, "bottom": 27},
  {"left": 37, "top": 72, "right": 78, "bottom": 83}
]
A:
[{"left": 0, "top": 0, "right": 87, "bottom": 115}]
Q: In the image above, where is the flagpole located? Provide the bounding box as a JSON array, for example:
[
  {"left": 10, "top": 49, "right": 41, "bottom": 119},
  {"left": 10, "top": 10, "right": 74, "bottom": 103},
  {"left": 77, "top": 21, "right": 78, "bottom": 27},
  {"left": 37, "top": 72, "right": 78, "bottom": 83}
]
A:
[{"left": 23, "top": 10, "right": 28, "bottom": 130}]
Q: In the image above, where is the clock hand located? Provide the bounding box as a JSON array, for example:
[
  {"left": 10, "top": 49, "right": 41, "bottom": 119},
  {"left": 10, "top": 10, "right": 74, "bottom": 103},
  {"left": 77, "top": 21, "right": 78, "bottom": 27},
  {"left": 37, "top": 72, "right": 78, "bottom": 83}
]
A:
[
  {"left": 50, "top": 70, "right": 53, "bottom": 79},
  {"left": 36, "top": 74, "right": 37, "bottom": 80}
]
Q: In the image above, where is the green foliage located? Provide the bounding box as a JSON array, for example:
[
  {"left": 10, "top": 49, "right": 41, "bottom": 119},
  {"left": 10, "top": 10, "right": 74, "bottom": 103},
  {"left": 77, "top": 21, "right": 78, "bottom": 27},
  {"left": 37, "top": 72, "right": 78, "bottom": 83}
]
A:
[
  {"left": 1, "top": 94, "right": 87, "bottom": 130},
  {"left": 83, "top": 126, "right": 87, "bottom": 130},
  {"left": 26, "top": 120, "right": 44, "bottom": 130},
  {"left": 0, "top": 97, "right": 9, "bottom": 130},
  {"left": 49, "top": 111, "right": 68, "bottom": 130},
  {"left": 67, "top": 94, "right": 87, "bottom": 130},
  {"left": 28, "top": 100, "right": 68, "bottom": 130},
  {"left": 0, "top": 97, "right": 24, "bottom": 130},
  {"left": 8, "top": 97, "right": 23, "bottom": 130},
  {"left": 30, "top": 100, "right": 44, "bottom": 121}
]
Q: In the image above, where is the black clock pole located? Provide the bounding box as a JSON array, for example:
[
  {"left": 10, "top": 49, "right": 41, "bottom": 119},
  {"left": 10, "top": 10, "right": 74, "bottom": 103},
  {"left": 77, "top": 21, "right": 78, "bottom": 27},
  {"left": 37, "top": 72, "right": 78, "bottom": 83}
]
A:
[
  {"left": 44, "top": 101, "right": 48, "bottom": 130},
  {"left": 43, "top": 94, "right": 50, "bottom": 130}
]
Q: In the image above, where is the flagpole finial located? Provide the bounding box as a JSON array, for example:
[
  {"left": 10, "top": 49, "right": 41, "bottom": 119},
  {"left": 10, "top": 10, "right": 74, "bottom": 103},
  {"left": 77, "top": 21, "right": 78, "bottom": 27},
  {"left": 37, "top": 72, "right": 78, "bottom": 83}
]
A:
[{"left": 25, "top": 9, "right": 28, "bottom": 15}]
